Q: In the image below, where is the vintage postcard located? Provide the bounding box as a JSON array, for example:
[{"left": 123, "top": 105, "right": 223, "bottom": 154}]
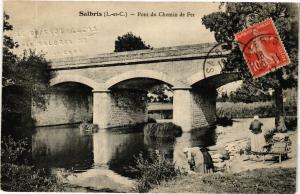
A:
[{"left": 2, "top": 1, "right": 298, "bottom": 193}]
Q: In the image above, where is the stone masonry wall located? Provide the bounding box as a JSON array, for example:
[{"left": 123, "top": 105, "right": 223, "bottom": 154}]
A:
[
  {"left": 191, "top": 88, "right": 217, "bottom": 129},
  {"left": 107, "top": 89, "right": 148, "bottom": 128},
  {"left": 32, "top": 87, "right": 93, "bottom": 126}
]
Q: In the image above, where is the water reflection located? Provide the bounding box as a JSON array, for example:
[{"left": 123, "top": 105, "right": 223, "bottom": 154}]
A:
[
  {"left": 32, "top": 125, "right": 93, "bottom": 170},
  {"left": 32, "top": 124, "right": 216, "bottom": 178},
  {"left": 93, "top": 130, "right": 148, "bottom": 178}
]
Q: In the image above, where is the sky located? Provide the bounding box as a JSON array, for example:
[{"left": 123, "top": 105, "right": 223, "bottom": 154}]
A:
[
  {"left": 4, "top": 1, "right": 241, "bottom": 92},
  {"left": 4, "top": 1, "right": 222, "bottom": 58}
]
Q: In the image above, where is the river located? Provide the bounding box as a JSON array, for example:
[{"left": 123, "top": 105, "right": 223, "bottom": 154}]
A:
[{"left": 32, "top": 118, "right": 274, "bottom": 192}]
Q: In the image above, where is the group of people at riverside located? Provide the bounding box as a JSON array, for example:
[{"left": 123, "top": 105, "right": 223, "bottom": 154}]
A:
[{"left": 183, "top": 115, "right": 285, "bottom": 174}]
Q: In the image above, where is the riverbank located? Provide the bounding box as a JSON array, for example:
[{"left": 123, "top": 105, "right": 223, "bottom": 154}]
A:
[
  {"left": 210, "top": 118, "right": 297, "bottom": 173},
  {"left": 151, "top": 118, "right": 297, "bottom": 193}
]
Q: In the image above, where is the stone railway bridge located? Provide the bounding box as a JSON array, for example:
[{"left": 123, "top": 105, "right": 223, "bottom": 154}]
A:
[{"left": 33, "top": 43, "right": 240, "bottom": 132}]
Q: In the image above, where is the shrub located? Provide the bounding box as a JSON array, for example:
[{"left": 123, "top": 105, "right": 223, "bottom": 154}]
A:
[
  {"left": 1, "top": 163, "right": 65, "bottom": 192},
  {"left": 130, "top": 151, "right": 181, "bottom": 192},
  {"left": 79, "top": 121, "right": 99, "bottom": 135},
  {"left": 1, "top": 136, "right": 30, "bottom": 164},
  {"left": 216, "top": 116, "right": 233, "bottom": 126},
  {"left": 1, "top": 136, "right": 65, "bottom": 191},
  {"left": 143, "top": 123, "right": 182, "bottom": 140},
  {"left": 285, "top": 116, "right": 297, "bottom": 131}
]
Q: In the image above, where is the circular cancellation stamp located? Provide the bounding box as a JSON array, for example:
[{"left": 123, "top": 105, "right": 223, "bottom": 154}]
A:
[{"left": 202, "top": 42, "right": 229, "bottom": 79}]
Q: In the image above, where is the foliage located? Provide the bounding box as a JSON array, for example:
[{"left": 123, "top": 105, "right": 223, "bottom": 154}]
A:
[
  {"left": 79, "top": 121, "right": 99, "bottom": 134},
  {"left": 217, "top": 101, "right": 275, "bottom": 118},
  {"left": 1, "top": 163, "right": 65, "bottom": 192},
  {"left": 151, "top": 168, "right": 296, "bottom": 193},
  {"left": 3, "top": 13, "right": 18, "bottom": 84},
  {"left": 202, "top": 3, "right": 298, "bottom": 130},
  {"left": 130, "top": 151, "right": 181, "bottom": 192},
  {"left": 217, "top": 99, "right": 296, "bottom": 118},
  {"left": 1, "top": 136, "right": 30, "bottom": 164},
  {"left": 264, "top": 128, "right": 276, "bottom": 143},
  {"left": 217, "top": 101, "right": 296, "bottom": 131},
  {"left": 216, "top": 116, "right": 233, "bottom": 127},
  {"left": 285, "top": 116, "right": 297, "bottom": 131},
  {"left": 227, "top": 83, "right": 272, "bottom": 103},
  {"left": 143, "top": 123, "right": 182, "bottom": 140},
  {"left": 148, "top": 84, "right": 173, "bottom": 103},
  {"left": 202, "top": 3, "right": 298, "bottom": 86},
  {"left": 2, "top": 13, "right": 53, "bottom": 138},
  {"left": 217, "top": 85, "right": 296, "bottom": 104},
  {"left": 1, "top": 136, "right": 65, "bottom": 191},
  {"left": 114, "top": 32, "right": 152, "bottom": 52}
]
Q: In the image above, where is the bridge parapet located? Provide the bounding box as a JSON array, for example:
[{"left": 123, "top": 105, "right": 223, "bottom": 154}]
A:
[{"left": 50, "top": 43, "right": 224, "bottom": 69}]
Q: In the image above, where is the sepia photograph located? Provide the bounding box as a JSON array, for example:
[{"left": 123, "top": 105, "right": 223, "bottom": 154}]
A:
[{"left": 1, "top": 1, "right": 298, "bottom": 193}]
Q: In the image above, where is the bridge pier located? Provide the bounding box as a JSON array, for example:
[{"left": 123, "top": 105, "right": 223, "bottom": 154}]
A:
[
  {"left": 173, "top": 88, "right": 193, "bottom": 132},
  {"left": 93, "top": 90, "right": 112, "bottom": 128},
  {"left": 173, "top": 87, "right": 217, "bottom": 132}
]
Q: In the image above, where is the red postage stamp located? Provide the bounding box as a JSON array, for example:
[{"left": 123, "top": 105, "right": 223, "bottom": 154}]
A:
[{"left": 235, "top": 18, "right": 290, "bottom": 78}]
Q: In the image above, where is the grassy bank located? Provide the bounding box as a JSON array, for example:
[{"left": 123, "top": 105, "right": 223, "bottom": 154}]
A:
[
  {"left": 151, "top": 168, "right": 296, "bottom": 193},
  {"left": 217, "top": 101, "right": 296, "bottom": 118}
]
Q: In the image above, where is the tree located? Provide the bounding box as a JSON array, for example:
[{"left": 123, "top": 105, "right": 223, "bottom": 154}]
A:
[
  {"left": 148, "top": 84, "right": 173, "bottom": 103},
  {"left": 114, "top": 32, "right": 152, "bottom": 52},
  {"left": 229, "top": 83, "right": 272, "bottom": 103},
  {"left": 202, "top": 3, "right": 298, "bottom": 131},
  {"left": 2, "top": 13, "right": 53, "bottom": 138}
]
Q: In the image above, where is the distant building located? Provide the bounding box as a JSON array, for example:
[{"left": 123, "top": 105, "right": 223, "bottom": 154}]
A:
[{"left": 148, "top": 103, "right": 173, "bottom": 120}]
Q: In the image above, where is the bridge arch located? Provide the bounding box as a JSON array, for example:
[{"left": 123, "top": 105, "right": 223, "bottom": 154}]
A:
[
  {"left": 187, "top": 72, "right": 241, "bottom": 88},
  {"left": 51, "top": 74, "right": 105, "bottom": 91},
  {"left": 104, "top": 69, "right": 186, "bottom": 89}
]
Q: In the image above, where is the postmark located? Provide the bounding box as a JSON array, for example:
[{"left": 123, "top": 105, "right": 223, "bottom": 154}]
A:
[
  {"left": 202, "top": 42, "right": 229, "bottom": 79},
  {"left": 235, "top": 18, "right": 290, "bottom": 79}
]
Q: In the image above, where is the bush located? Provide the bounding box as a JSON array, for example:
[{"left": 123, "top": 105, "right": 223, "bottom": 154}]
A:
[
  {"left": 143, "top": 123, "right": 182, "bottom": 140},
  {"left": 79, "top": 121, "right": 99, "bottom": 135},
  {"left": 1, "top": 136, "right": 30, "bottom": 164},
  {"left": 285, "top": 116, "right": 297, "bottom": 131},
  {"left": 130, "top": 151, "right": 181, "bottom": 192},
  {"left": 1, "top": 163, "right": 65, "bottom": 192},
  {"left": 216, "top": 116, "right": 233, "bottom": 126},
  {"left": 1, "top": 136, "right": 65, "bottom": 191}
]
